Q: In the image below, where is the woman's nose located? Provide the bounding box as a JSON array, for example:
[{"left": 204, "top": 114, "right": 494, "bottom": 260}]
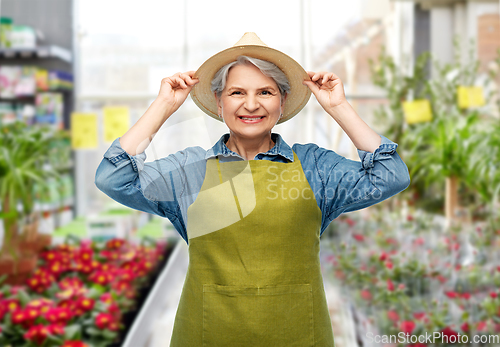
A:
[{"left": 244, "top": 95, "right": 260, "bottom": 112}]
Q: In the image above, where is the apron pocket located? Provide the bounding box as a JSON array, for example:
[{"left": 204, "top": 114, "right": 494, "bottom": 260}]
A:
[{"left": 202, "top": 283, "right": 314, "bottom": 347}]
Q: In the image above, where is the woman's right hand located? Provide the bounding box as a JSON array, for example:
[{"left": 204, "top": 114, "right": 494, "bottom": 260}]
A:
[{"left": 158, "top": 71, "right": 199, "bottom": 113}]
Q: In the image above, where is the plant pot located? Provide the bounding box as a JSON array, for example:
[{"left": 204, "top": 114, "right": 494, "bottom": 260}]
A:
[{"left": 0, "top": 254, "right": 38, "bottom": 285}]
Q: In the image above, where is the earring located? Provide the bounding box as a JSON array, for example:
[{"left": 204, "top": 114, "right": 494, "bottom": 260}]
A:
[{"left": 279, "top": 114, "right": 283, "bottom": 119}]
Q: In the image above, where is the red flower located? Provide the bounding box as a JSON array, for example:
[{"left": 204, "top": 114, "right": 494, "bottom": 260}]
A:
[
  {"left": 41, "top": 250, "right": 62, "bottom": 262},
  {"left": 385, "top": 261, "right": 393, "bottom": 270},
  {"left": 407, "top": 214, "right": 414, "bottom": 221},
  {"left": 27, "top": 268, "right": 55, "bottom": 293},
  {"left": 24, "top": 325, "right": 50, "bottom": 345},
  {"left": 58, "top": 299, "right": 77, "bottom": 312},
  {"left": 413, "top": 312, "right": 426, "bottom": 320},
  {"left": 345, "top": 218, "right": 356, "bottom": 227},
  {"left": 106, "top": 238, "right": 126, "bottom": 250},
  {"left": 11, "top": 309, "right": 27, "bottom": 325},
  {"left": 352, "top": 233, "right": 364, "bottom": 242},
  {"left": 100, "top": 292, "right": 114, "bottom": 304},
  {"left": 476, "top": 321, "right": 488, "bottom": 331},
  {"left": 401, "top": 320, "right": 416, "bottom": 334},
  {"left": 112, "top": 280, "right": 131, "bottom": 293},
  {"left": 88, "top": 271, "right": 112, "bottom": 285},
  {"left": 445, "top": 291, "right": 459, "bottom": 299},
  {"left": 2, "top": 298, "right": 21, "bottom": 313},
  {"left": 387, "top": 310, "right": 399, "bottom": 322},
  {"left": 59, "top": 277, "right": 84, "bottom": 290},
  {"left": 76, "top": 297, "right": 95, "bottom": 313},
  {"left": 47, "top": 324, "right": 65, "bottom": 335},
  {"left": 490, "top": 292, "right": 497, "bottom": 299},
  {"left": 460, "top": 292, "right": 471, "bottom": 300},
  {"left": 461, "top": 322, "right": 469, "bottom": 332},
  {"left": 441, "top": 326, "right": 458, "bottom": 338},
  {"left": 95, "top": 312, "right": 115, "bottom": 330},
  {"left": 379, "top": 252, "right": 389, "bottom": 261},
  {"left": 45, "top": 307, "right": 73, "bottom": 324},
  {"left": 77, "top": 248, "right": 93, "bottom": 263},
  {"left": 387, "top": 279, "right": 395, "bottom": 291},
  {"left": 436, "top": 275, "right": 447, "bottom": 284}
]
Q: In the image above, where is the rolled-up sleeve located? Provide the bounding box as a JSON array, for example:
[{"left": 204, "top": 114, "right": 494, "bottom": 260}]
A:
[
  {"left": 95, "top": 138, "right": 171, "bottom": 217},
  {"left": 321, "top": 134, "right": 410, "bottom": 223},
  {"left": 95, "top": 138, "right": 209, "bottom": 243}
]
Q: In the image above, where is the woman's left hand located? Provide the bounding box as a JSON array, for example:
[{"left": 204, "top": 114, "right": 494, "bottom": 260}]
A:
[{"left": 303, "top": 72, "right": 347, "bottom": 112}]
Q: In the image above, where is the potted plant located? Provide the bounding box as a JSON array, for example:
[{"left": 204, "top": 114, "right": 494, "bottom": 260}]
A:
[
  {"left": 370, "top": 39, "right": 498, "bottom": 226},
  {"left": 0, "top": 121, "right": 61, "bottom": 283}
]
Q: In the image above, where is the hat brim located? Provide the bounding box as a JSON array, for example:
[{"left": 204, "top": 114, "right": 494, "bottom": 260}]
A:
[{"left": 190, "top": 45, "right": 311, "bottom": 124}]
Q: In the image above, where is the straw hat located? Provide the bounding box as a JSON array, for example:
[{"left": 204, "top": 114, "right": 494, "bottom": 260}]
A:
[{"left": 190, "top": 32, "right": 311, "bottom": 124}]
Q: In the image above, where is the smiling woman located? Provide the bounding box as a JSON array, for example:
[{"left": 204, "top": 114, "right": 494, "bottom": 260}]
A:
[
  {"left": 95, "top": 32, "right": 410, "bottom": 346},
  {"left": 214, "top": 61, "right": 285, "bottom": 160}
]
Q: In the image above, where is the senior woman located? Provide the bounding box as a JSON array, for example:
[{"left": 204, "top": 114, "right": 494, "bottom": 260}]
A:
[{"left": 95, "top": 32, "right": 410, "bottom": 346}]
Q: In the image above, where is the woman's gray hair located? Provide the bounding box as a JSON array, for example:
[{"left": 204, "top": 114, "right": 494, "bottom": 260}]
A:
[{"left": 211, "top": 56, "right": 290, "bottom": 101}]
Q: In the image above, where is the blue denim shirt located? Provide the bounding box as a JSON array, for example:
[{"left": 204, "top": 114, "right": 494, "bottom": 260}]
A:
[{"left": 95, "top": 133, "right": 410, "bottom": 244}]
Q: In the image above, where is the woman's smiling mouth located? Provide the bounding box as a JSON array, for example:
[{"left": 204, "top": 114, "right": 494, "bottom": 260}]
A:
[{"left": 238, "top": 116, "right": 265, "bottom": 123}]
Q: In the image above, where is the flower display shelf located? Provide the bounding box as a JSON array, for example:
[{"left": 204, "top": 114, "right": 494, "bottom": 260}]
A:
[{"left": 322, "top": 207, "right": 500, "bottom": 347}]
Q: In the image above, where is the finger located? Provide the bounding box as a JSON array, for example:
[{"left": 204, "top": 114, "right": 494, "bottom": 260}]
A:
[
  {"left": 187, "top": 70, "right": 201, "bottom": 82},
  {"left": 182, "top": 73, "right": 199, "bottom": 86},
  {"left": 174, "top": 77, "right": 188, "bottom": 88},
  {"left": 307, "top": 71, "right": 321, "bottom": 82},
  {"left": 302, "top": 80, "right": 320, "bottom": 95},
  {"left": 312, "top": 72, "right": 322, "bottom": 82},
  {"left": 322, "top": 73, "right": 334, "bottom": 85}
]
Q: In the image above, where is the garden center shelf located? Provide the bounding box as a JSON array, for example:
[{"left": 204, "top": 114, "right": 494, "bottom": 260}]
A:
[{"left": 0, "top": 45, "right": 72, "bottom": 63}]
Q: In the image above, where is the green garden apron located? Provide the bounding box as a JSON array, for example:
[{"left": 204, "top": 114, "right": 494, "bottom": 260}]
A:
[{"left": 170, "top": 152, "right": 335, "bottom": 346}]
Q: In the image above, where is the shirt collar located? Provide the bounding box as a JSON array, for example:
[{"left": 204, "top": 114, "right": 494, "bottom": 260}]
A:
[{"left": 205, "top": 133, "right": 294, "bottom": 162}]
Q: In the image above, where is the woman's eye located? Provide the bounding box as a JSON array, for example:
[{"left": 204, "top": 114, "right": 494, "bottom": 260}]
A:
[
  {"left": 261, "top": 91, "right": 270, "bottom": 95},
  {"left": 231, "top": 91, "right": 242, "bottom": 95}
]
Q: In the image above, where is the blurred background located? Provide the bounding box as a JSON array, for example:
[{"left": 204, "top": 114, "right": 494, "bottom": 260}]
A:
[{"left": 0, "top": 0, "right": 499, "bottom": 346}]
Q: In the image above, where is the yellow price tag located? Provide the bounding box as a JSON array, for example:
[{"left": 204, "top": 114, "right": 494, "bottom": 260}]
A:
[
  {"left": 403, "top": 99, "right": 433, "bottom": 124},
  {"left": 103, "top": 106, "right": 130, "bottom": 142},
  {"left": 457, "top": 86, "right": 485, "bottom": 109},
  {"left": 71, "top": 113, "right": 98, "bottom": 149}
]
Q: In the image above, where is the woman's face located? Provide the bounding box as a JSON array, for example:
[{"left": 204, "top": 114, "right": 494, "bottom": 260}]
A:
[{"left": 216, "top": 63, "right": 285, "bottom": 141}]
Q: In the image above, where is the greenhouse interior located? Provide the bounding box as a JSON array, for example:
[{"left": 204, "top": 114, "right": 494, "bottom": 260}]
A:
[{"left": 1, "top": 0, "right": 500, "bottom": 346}]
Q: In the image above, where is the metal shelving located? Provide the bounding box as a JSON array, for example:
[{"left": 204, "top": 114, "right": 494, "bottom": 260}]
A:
[{"left": 0, "top": 45, "right": 72, "bottom": 63}]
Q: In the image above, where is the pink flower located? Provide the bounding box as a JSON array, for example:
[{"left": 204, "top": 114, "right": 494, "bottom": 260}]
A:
[
  {"left": 413, "top": 237, "right": 425, "bottom": 246},
  {"left": 413, "top": 312, "right": 426, "bottom": 320},
  {"left": 385, "top": 261, "right": 393, "bottom": 270},
  {"left": 476, "top": 321, "right": 488, "bottom": 331},
  {"left": 345, "top": 218, "right": 356, "bottom": 227},
  {"left": 361, "top": 289, "right": 372, "bottom": 301},
  {"left": 387, "top": 310, "right": 399, "bottom": 322},
  {"left": 379, "top": 252, "right": 389, "bottom": 261}
]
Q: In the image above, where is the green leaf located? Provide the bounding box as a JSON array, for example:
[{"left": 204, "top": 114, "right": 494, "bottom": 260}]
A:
[
  {"left": 17, "top": 289, "right": 31, "bottom": 306},
  {"left": 64, "top": 324, "right": 81, "bottom": 340}
]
